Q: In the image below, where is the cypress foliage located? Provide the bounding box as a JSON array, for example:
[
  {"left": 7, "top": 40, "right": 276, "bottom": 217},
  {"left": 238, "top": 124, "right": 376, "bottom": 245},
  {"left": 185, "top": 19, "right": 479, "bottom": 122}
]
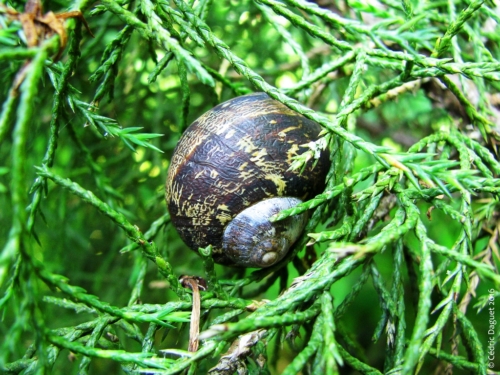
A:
[{"left": 1, "top": 1, "right": 499, "bottom": 374}]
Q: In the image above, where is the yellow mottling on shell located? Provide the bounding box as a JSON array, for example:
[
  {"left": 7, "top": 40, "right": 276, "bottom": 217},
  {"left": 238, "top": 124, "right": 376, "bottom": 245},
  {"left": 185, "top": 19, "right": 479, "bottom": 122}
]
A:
[
  {"left": 214, "top": 179, "right": 246, "bottom": 195},
  {"left": 281, "top": 125, "right": 300, "bottom": 133},
  {"left": 168, "top": 182, "right": 183, "bottom": 207},
  {"left": 237, "top": 135, "right": 258, "bottom": 153},
  {"left": 194, "top": 170, "right": 204, "bottom": 179},
  {"left": 238, "top": 162, "right": 248, "bottom": 171},
  {"left": 180, "top": 195, "right": 219, "bottom": 227},
  {"left": 240, "top": 170, "right": 253, "bottom": 181},
  {"left": 287, "top": 144, "right": 300, "bottom": 163},
  {"left": 218, "top": 204, "right": 230, "bottom": 211},
  {"left": 250, "top": 149, "right": 268, "bottom": 164},
  {"left": 265, "top": 173, "right": 287, "bottom": 195},
  {"left": 216, "top": 211, "right": 232, "bottom": 225},
  {"left": 250, "top": 148, "right": 282, "bottom": 175},
  {"left": 167, "top": 94, "right": 299, "bottom": 190},
  {"left": 165, "top": 94, "right": 320, "bottom": 256},
  {"left": 210, "top": 170, "right": 219, "bottom": 178},
  {"left": 192, "top": 216, "right": 211, "bottom": 226},
  {"left": 184, "top": 203, "right": 212, "bottom": 224},
  {"left": 237, "top": 161, "right": 254, "bottom": 181}
]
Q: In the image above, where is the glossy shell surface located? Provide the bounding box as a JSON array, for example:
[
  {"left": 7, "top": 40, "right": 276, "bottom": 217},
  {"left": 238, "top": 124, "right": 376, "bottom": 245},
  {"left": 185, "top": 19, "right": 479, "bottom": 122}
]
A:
[
  {"left": 222, "top": 197, "right": 307, "bottom": 267},
  {"left": 165, "top": 92, "right": 330, "bottom": 266}
]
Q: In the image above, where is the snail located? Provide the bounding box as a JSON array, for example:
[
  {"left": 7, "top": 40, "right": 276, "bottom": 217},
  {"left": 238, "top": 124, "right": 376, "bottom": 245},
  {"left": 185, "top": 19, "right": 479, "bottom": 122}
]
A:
[{"left": 165, "top": 92, "right": 330, "bottom": 267}]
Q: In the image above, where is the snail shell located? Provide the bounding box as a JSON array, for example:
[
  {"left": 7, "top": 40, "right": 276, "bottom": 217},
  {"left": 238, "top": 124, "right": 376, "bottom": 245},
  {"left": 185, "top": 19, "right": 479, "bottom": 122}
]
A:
[{"left": 165, "top": 93, "right": 330, "bottom": 267}]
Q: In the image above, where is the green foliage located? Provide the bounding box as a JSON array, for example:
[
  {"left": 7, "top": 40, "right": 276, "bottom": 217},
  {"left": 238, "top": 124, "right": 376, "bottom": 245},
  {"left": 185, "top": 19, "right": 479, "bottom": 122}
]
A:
[{"left": 1, "top": 0, "right": 500, "bottom": 374}]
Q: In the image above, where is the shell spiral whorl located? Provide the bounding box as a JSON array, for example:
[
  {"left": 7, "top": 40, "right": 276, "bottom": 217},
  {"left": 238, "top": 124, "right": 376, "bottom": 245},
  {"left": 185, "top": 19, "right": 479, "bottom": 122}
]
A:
[{"left": 165, "top": 92, "right": 330, "bottom": 267}]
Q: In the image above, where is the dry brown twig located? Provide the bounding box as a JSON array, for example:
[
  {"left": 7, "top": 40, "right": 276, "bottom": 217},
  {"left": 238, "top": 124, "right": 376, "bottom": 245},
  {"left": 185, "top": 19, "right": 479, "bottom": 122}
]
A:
[
  {"left": 1, "top": 0, "right": 92, "bottom": 51},
  {"left": 179, "top": 275, "right": 207, "bottom": 352}
]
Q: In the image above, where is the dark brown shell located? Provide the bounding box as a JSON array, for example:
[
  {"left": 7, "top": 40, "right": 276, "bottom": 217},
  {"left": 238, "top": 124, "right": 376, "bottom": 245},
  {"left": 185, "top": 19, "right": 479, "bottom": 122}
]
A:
[{"left": 165, "top": 92, "right": 330, "bottom": 266}]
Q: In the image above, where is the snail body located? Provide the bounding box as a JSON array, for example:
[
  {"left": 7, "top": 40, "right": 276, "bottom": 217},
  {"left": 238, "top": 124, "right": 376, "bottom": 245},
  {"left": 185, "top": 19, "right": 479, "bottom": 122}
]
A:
[{"left": 165, "top": 93, "right": 330, "bottom": 267}]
